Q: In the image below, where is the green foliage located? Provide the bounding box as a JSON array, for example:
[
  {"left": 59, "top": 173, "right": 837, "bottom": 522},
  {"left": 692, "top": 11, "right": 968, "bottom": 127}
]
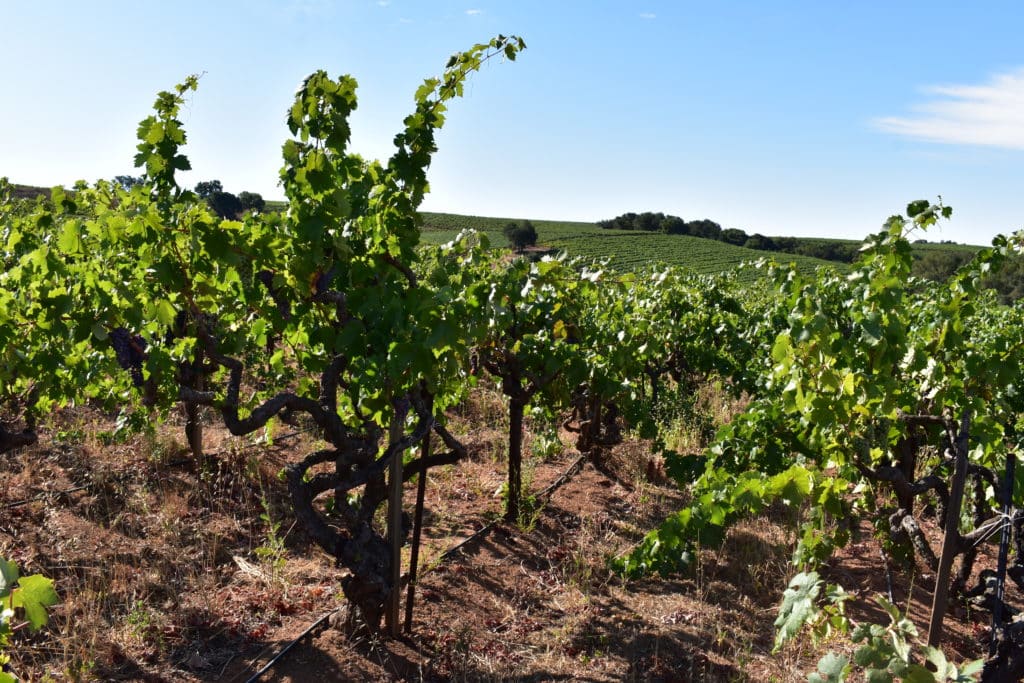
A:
[
  {"left": 206, "top": 190, "right": 243, "bottom": 219},
  {"left": 837, "top": 598, "right": 981, "bottom": 683},
  {"left": 238, "top": 191, "right": 265, "bottom": 214},
  {"left": 255, "top": 488, "right": 288, "bottom": 585},
  {"left": 808, "top": 653, "right": 851, "bottom": 683},
  {"left": 615, "top": 464, "right": 813, "bottom": 576},
  {"left": 774, "top": 571, "right": 823, "bottom": 652},
  {"left": 1, "top": 556, "right": 59, "bottom": 682},
  {"left": 768, "top": 569, "right": 980, "bottom": 682},
  {"left": 0, "top": 35, "right": 528, "bottom": 632},
  {"left": 617, "top": 199, "right": 1024, "bottom": 683}
]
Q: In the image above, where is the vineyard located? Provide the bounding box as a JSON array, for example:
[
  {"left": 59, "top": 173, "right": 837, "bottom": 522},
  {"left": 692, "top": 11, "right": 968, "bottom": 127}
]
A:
[
  {"left": 4, "top": 35, "right": 1024, "bottom": 683},
  {"left": 420, "top": 212, "right": 845, "bottom": 279}
]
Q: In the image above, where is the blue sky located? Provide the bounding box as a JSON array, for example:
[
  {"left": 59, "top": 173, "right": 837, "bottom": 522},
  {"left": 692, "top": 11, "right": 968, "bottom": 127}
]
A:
[{"left": 3, "top": 1, "right": 1023, "bottom": 244}]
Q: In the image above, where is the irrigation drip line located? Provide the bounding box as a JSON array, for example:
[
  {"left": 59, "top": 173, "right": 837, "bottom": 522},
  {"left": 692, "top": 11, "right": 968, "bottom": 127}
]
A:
[
  {"left": 241, "top": 451, "right": 593, "bottom": 680},
  {"left": 3, "top": 484, "right": 90, "bottom": 509},
  {"left": 536, "top": 454, "right": 587, "bottom": 502},
  {"left": 240, "top": 608, "right": 340, "bottom": 683}
]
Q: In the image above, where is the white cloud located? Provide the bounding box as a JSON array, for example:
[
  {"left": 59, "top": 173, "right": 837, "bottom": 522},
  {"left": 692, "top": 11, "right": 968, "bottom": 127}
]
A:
[
  {"left": 377, "top": 0, "right": 390, "bottom": 6},
  {"left": 874, "top": 68, "right": 1024, "bottom": 151},
  {"left": 466, "top": 8, "right": 482, "bottom": 15},
  {"left": 639, "top": 12, "right": 656, "bottom": 19}
]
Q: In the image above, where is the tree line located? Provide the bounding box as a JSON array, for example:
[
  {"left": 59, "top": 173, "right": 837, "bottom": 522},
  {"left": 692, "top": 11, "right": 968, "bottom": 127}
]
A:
[
  {"left": 597, "top": 211, "right": 862, "bottom": 262},
  {"left": 114, "top": 175, "right": 265, "bottom": 218}
]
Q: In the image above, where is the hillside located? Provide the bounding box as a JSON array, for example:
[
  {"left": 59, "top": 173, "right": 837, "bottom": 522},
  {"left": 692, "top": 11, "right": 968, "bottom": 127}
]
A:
[
  {"left": 9, "top": 183, "right": 51, "bottom": 201},
  {"left": 420, "top": 212, "right": 845, "bottom": 280}
]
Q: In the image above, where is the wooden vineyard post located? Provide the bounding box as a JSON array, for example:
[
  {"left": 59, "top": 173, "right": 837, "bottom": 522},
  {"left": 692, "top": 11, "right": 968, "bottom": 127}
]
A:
[
  {"left": 184, "top": 347, "right": 205, "bottom": 460},
  {"left": 386, "top": 415, "right": 404, "bottom": 636},
  {"left": 405, "top": 399, "right": 432, "bottom": 633},
  {"left": 506, "top": 397, "right": 525, "bottom": 522},
  {"left": 927, "top": 412, "right": 970, "bottom": 648}
]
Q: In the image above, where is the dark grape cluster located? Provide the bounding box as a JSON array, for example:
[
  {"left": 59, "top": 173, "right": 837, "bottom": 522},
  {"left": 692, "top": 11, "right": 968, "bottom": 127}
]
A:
[
  {"left": 313, "top": 263, "right": 337, "bottom": 294},
  {"left": 257, "top": 269, "right": 291, "bottom": 317},
  {"left": 109, "top": 327, "right": 147, "bottom": 387}
]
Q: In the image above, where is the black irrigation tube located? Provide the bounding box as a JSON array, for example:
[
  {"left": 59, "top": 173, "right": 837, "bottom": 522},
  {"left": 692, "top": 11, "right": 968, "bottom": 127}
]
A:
[
  {"left": 3, "top": 484, "right": 90, "bottom": 509},
  {"left": 536, "top": 453, "right": 588, "bottom": 502},
  {"left": 243, "top": 451, "right": 591, "bottom": 680},
  {"left": 240, "top": 608, "right": 340, "bottom": 683}
]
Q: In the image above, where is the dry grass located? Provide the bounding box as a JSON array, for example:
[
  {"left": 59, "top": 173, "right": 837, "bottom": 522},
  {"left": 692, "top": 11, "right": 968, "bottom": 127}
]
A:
[{"left": 0, "top": 385, "right": 997, "bottom": 681}]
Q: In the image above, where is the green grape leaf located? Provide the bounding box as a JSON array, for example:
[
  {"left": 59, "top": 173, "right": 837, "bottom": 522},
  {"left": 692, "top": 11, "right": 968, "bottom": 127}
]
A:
[
  {"left": 0, "top": 558, "right": 19, "bottom": 597},
  {"left": 773, "top": 571, "right": 821, "bottom": 651},
  {"left": 11, "top": 574, "right": 59, "bottom": 631},
  {"left": 901, "top": 664, "right": 937, "bottom": 683},
  {"left": 808, "top": 652, "right": 850, "bottom": 683},
  {"left": 865, "top": 668, "right": 894, "bottom": 683}
]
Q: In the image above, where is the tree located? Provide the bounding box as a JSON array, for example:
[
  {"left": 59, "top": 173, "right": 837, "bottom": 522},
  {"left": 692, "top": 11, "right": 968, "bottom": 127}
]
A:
[
  {"left": 912, "top": 250, "right": 971, "bottom": 282},
  {"left": 206, "top": 190, "right": 243, "bottom": 219},
  {"left": 721, "top": 227, "right": 748, "bottom": 246},
  {"left": 635, "top": 212, "right": 663, "bottom": 232},
  {"left": 112, "top": 175, "right": 144, "bottom": 191},
  {"left": 194, "top": 180, "right": 223, "bottom": 199},
  {"left": 744, "top": 233, "right": 777, "bottom": 251},
  {"left": 238, "top": 191, "right": 265, "bottom": 213},
  {"left": 686, "top": 218, "right": 722, "bottom": 240},
  {"left": 660, "top": 215, "right": 688, "bottom": 235},
  {"left": 503, "top": 220, "right": 538, "bottom": 253}
]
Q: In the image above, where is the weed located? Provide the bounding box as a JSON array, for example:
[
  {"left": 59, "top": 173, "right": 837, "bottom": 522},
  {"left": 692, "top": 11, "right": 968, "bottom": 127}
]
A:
[
  {"left": 254, "top": 483, "right": 289, "bottom": 588},
  {"left": 530, "top": 431, "right": 563, "bottom": 460},
  {"left": 126, "top": 600, "right": 153, "bottom": 639},
  {"left": 517, "top": 494, "right": 544, "bottom": 531}
]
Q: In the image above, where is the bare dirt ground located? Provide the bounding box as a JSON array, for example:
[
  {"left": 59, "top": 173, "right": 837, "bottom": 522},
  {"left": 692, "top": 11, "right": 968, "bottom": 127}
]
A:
[{"left": 0, "top": 394, "right": 1002, "bottom": 682}]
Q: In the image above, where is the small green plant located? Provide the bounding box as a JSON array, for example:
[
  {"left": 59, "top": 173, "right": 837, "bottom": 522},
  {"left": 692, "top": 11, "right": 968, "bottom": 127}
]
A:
[
  {"left": 517, "top": 493, "right": 544, "bottom": 530},
  {"left": 126, "top": 599, "right": 153, "bottom": 638},
  {"left": 1, "top": 557, "right": 59, "bottom": 683},
  {"left": 254, "top": 488, "right": 288, "bottom": 586},
  {"left": 530, "top": 431, "right": 563, "bottom": 460}
]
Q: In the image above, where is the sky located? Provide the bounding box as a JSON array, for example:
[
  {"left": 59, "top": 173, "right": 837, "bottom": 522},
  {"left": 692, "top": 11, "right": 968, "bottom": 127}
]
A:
[{"left": 3, "top": 1, "right": 1024, "bottom": 244}]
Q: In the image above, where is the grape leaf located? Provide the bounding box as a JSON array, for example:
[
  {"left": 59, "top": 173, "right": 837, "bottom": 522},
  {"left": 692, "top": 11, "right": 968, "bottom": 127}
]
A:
[
  {"left": 808, "top": 652, "right": 850, "bottom": 683},
  {"left": 0, "top": 558, "right": 18, "bottom": 597},
  {"left": 773, "top": 571, "right": 821, "bottom": 651},
  {"left": 11, "top": 575, "right": 59, "bottom": 631}
]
